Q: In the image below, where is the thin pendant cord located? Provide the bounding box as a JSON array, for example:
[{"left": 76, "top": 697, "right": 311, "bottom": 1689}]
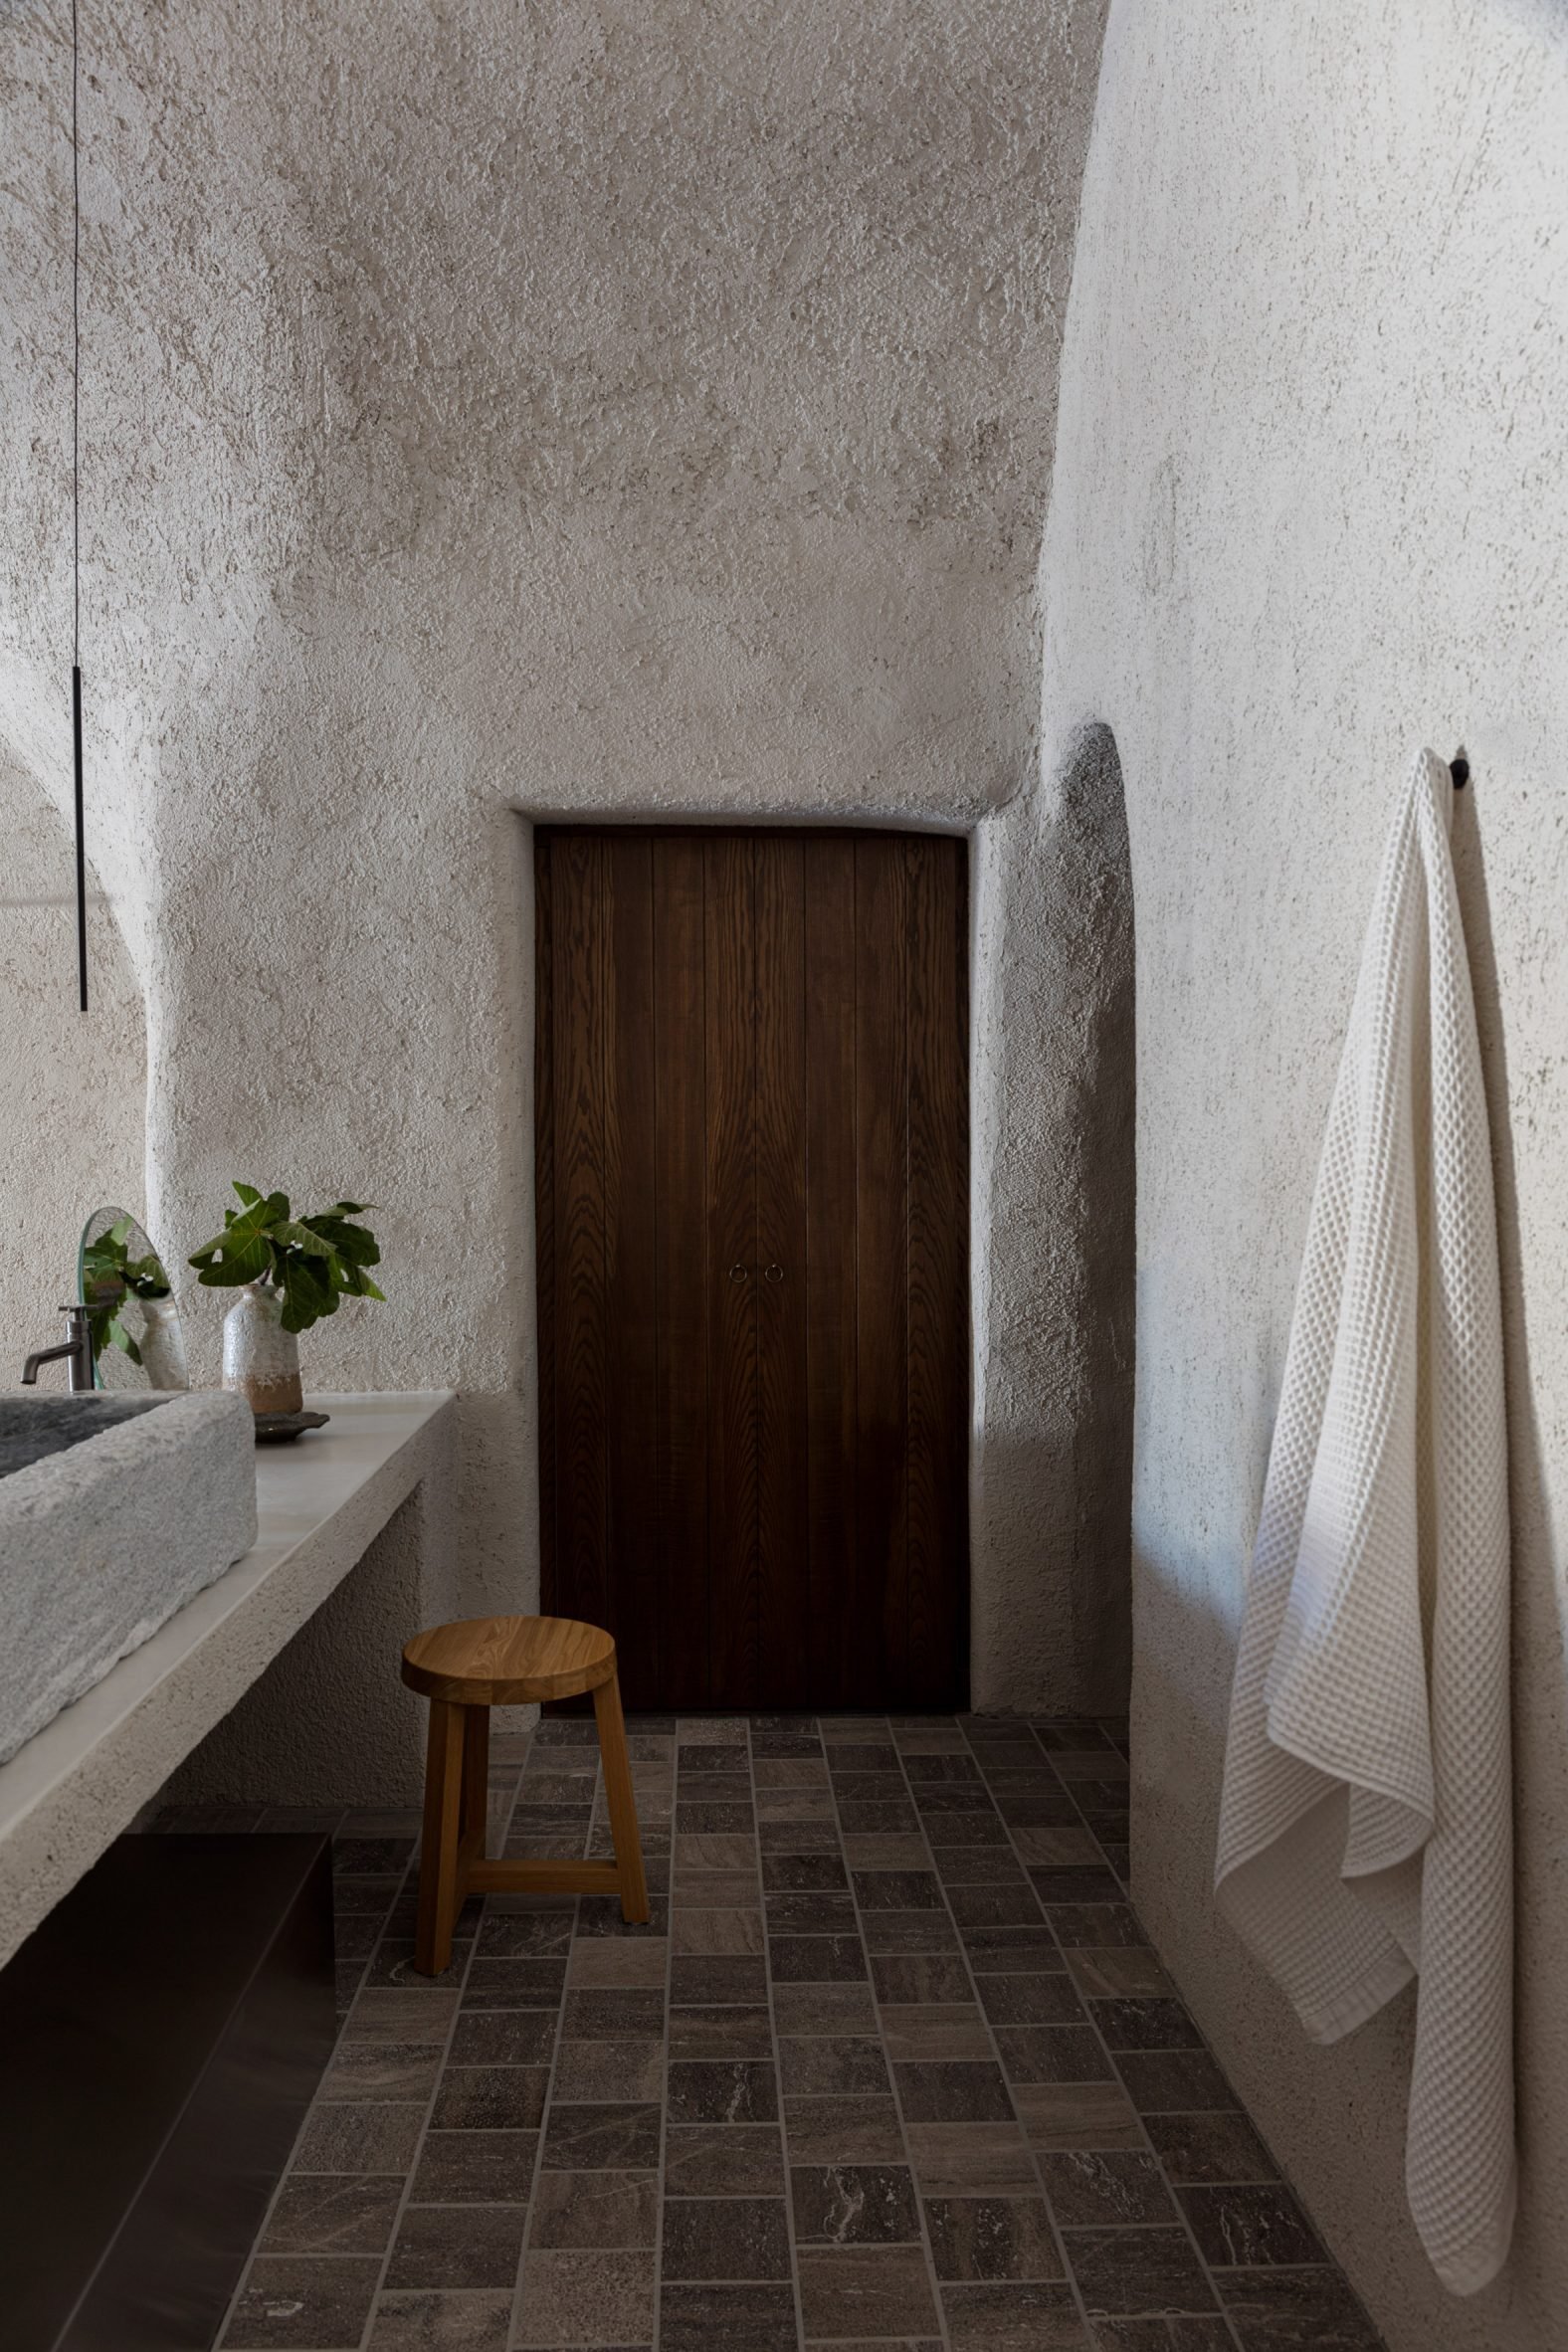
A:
[{"left": 72, "top": 0, "right": 88, "bottom": 1011}]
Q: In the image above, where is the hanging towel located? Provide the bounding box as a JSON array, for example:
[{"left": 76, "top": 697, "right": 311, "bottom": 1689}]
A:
[{"left": 1215, "top": 748, "right": 1514, "bottom": 2295}]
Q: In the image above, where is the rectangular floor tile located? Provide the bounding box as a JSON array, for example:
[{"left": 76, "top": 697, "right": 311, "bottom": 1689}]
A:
[
  {"left": 766, "top": 1891, "right": 860, "bottom": 1933},
  {"left": 904, "top": 2122, "right": 1039, "bottom": 2196},
  {"left": 871, "top": 1952, "right": 974, "bottom": 2005},
  {"left": 762, "top": 1851, "right": 849, "bottom": 1890},
  {"left": 977, "top": 1974, "right": 1087, "bottom": 2027},
  {"left": 1064, "top": 2226, "right": 1217, "bottom": 2317},
  {"left": 673, "top": 1906, "right": 765, "bottom": 1954},
  {"left": 768, "top": 1934, "right": 869, "bottom": 1982},
  {"left": 893, "top": 2059, "right": 1015, "bottom": 2123},
  {"left": 1038, "top": 2149, "right": 1175, "bottom": 2228},
  {"left": 551, "top": 2037, "right": 666, "bottom": 2102},
  {"left": 668, "top": 2058, "right": 779, "bottom": 2124},
  {"left": 564, "top": 1936, "right": 668, "bottom": 1987},
  {"left": 449, "top": 2009, "right": 557, "bottom": 2066},
  {"left": 1090, "top": 1998, "right": 1204, "bottom": 2052},
  {"left": 1178, "top": 2183, "right": 1325, "bottom": 2266},
  {"left": 1012, "top": 2081, "right": 1145, "bottom": 2151},
  {"left": 541, "top": 2101, "right": 663, "bottom": 2169},
  {"left": 261, "top": 2175, "right": 403, "bottom": 2254},
  {"left": 560, "top": 1986, "right": 666, "bottom": 2038},
  {"left": 224, "top": 2254, "right": 382, "bottom": 2348},
  {"left": 364, "top": 2287, "right": 512, "bottom": 2347},
  {"left": 995, "top": 2024, "right": 1115, "bottom": 2084},
  {"left": 843, "top": 1833, "right": 941, "bottom": 1869},
  {"left": 294, "top": 2102, "right": 425, "bottom": 2175},
  {"left": 513, "top": 2248, "right": 657, "bottom": 2345},
  {"left": 863, "top": 1910, "right": 962, "bottom": 1955},
  {"left": 527, "top": 2168, "right": 659, "bottom": 2248},
  {"left": 1044, "top": 1904, "right": 1146, "bottom": 1948},
  {"left": 669, "top": 2003, "right": 775, "bottom": 2059},
  {"left": 464, "top": 1955, "right": 569, "bottom": 2006},
  {"left": 779, "top": 2035, "right": 890, "bottom": 2095},
  {"left": 880, "top": 2004, "right": 994, "bottom": 2061},
  {"left": 923, "top": 2194, "right": 1064, "bottom": 2281},
  {"left": 660, "top": 2279, "right": 798, "bottom": 2351},
  {"left": 934, "top": 1848, "right": 1031, "bottom": 1886},
  {"left": 773, "top": 1980, "right": 879, "bottom": 2037},
  {"left": 431, "top": 2066, "right": 550, "bottom": 2131},
  {"left": 670, "top": 1954, "right": 768, "bottom": 2005},
  {"left": 790, "top": 2162, "right": 922, "bottom": 2244},
  {"left": 410, "top": 2130, "right": 537, "bottom": 2204},
  {"left": 1216, "top": 2265, "right": 1384, "bottom": 2348},
  {"left": 1113, "top": 2052, "right": 1238, "bottom": 2114},
  {"left": 797, "top": 2244, "right": 940, "bottom": 2337},
  {"left": 345, "top": 1990, "right": 460, "bottom": 2043},
  {"left": 1142, "top": 2110, "right": 1280, "bottom": 2185},
  {"left": 665, "top": 2124, "right": 786, "bottom": 2196},
  {"left": 963, "top": 1927, "right": 1067, "bottom": 1968},
  {"left": 1085, "top": 2321, "right": 1234, "bottom": 2352},
  {"left": 941, "top": 2278, "right": 1090, "bottom": 2348},
  {"left": 385, "top": 2204, "right": 526, "bottom": 2290},
  {"left": 661, "top": 2195, "right": 792, "bottom": 2278},
  {"left": 1065, "top": 1948, "right": 1174, "bottom": 1999},
  {"left": 784, "top": 2093, "right": 907, "bottom": 2164},
  {"left": 852, "top": 1869, "right": 944, "bottom": 1909}
]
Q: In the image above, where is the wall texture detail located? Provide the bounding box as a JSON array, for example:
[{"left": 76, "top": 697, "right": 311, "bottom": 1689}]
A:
[
  {"left": 0, "top": 1, "right": 1120, "bottom": 1708},
  {"left": 1040, "top": 3, "right": 1568, "bottom": 2345}
]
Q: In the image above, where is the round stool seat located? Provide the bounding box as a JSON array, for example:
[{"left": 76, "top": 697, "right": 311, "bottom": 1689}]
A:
[{"left": 401, "top": 1613, "right": 617, "bottom": 1706}]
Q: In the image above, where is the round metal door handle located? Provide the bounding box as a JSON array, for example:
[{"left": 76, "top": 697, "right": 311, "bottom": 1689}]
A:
[
  {"left": 728, "top": 1264, "right": 748, "bottom": 1282},
  {"left": 764, "top": 1264, "right": 785, "bottom": 1282}
]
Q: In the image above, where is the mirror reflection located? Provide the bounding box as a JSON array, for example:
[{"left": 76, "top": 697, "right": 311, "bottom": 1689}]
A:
[{"left": 77, "top": 1208, "right": 189, "bottom": 1392}]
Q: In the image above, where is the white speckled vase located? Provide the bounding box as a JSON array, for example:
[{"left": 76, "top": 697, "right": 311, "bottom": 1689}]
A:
[
  {"left": 222, "top": 1280, "right": 302, "bottom": 1415},
  {"left": 139, "top": 1295, "right": 189, "bottom": 1391}
]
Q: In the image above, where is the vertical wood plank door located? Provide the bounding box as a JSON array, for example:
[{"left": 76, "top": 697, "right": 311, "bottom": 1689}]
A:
[{"left": 535, "top": 827, "right": 969, "bottom": 1711}]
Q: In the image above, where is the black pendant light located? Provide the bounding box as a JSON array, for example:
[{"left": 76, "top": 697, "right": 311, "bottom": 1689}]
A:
[{"left": 71, "top": 0, "right": 87, "bottom": 1012}]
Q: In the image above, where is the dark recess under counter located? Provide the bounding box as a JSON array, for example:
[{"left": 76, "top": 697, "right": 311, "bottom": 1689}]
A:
[{"left": 0, "top": 1832, "right": 335, "bottom": 2351}]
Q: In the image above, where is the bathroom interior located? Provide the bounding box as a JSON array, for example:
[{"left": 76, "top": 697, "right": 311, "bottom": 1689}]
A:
[{"left": 2, "top": 3, "right": 1564, "bottom": 2349}]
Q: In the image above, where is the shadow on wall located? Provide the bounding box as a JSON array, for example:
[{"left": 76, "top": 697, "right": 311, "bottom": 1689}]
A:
[
  {"left": 1058, "top": 723, "right": 1137, "bottom": 1706},
  {"left": 971, "top": 720, "right": 1135, "bottom": 1714},
  {"left": 1449, "top": 787, "right": 1568, "bottom": 2313}
]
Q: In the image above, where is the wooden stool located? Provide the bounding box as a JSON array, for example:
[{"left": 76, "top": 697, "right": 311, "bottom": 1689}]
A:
[{"left": 400, "top": 1614, "right": 649, "bottom": 1976}]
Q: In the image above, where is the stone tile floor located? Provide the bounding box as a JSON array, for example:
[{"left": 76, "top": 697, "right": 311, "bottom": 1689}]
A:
[{"left": 190, "top": 1713, "right": 1385, "bottom": 2351}]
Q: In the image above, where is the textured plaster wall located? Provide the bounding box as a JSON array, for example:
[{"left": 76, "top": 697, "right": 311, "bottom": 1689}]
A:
[
  {"left": 1040, "top": 3, "right": 1568, "bottom": 2344},
  {"left": 0, "top": 2, "right": 1121, "bottom": 1711}
]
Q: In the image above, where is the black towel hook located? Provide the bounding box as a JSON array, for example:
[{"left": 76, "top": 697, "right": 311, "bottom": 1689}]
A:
[{"left": 1450, "top": 750, "right": 1470, "bottom": 789}]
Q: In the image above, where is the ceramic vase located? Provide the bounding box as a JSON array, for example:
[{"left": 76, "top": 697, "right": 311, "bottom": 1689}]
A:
[
  {"left": 139, "top": 1295, "right": 189, "bottom": 1391},
  {"left": 222, "top": 1280, "right": 302, "bottom": 1415}
]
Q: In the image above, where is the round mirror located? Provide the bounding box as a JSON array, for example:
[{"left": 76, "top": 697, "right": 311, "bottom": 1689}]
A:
[{"left": 77, "top": 1207, "right": 190, "bottom": 1392}]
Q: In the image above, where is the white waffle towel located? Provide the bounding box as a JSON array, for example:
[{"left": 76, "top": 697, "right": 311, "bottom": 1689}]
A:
[{"left": 1215, "top": 748, "right": 1514, "bottom": 2294}]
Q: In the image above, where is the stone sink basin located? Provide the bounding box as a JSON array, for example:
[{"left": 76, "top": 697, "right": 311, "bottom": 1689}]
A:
[{"left": 0, "top": 1392, "right": 257, "bottom": 1765}]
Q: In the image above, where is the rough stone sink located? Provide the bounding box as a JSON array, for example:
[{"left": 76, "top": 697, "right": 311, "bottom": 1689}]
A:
[{"left": 0, "top": 1391, "right": 257, "bottom": 1765}]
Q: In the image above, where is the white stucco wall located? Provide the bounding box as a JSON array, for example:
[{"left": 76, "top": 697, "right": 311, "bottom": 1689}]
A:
[
  {"left": 1040, "top": 3, "right": 1568, "bottom": 2345},
  {"left": 1, "top": 3, "right": 1124, "bottom": 1707}
]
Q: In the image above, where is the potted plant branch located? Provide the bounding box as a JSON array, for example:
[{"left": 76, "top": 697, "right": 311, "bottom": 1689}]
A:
[
  {"left": 189, "top": 1184, "right": 384, "bottom": 1415},
  {"left": 83, "top": 1214, "right": 173, "bottom": 1372}
]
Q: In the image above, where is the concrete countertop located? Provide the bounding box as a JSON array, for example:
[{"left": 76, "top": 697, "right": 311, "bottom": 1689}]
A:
[{"left": 0, "top": 1390, "right": 455, "bottom": 1968}]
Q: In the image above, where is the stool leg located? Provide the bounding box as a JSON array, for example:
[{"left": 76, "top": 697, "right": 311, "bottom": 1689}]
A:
[
  {"left": 416, "top": 1696, "right": 467, "bottom": 1975},
  {"left": 460, "top": 1703, "right": 490, "bottom": 1873},
  {"left": 593, "top": 1668, "right": 650, "bottom": 1924}
]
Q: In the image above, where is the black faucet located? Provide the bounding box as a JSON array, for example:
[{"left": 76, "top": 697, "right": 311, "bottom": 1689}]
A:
[{"left": 21, "top": 1305, "right": 97, "bottom": 1393}]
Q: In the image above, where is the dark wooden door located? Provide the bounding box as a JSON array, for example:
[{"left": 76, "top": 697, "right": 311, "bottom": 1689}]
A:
[{"left": 535, "top": 827, "right": 968, "bottom": 1710}]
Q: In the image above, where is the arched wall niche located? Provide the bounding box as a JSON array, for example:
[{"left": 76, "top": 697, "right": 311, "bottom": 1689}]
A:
[{"left": 0, "top": 744, "right": 147, "bottom": 1354}]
